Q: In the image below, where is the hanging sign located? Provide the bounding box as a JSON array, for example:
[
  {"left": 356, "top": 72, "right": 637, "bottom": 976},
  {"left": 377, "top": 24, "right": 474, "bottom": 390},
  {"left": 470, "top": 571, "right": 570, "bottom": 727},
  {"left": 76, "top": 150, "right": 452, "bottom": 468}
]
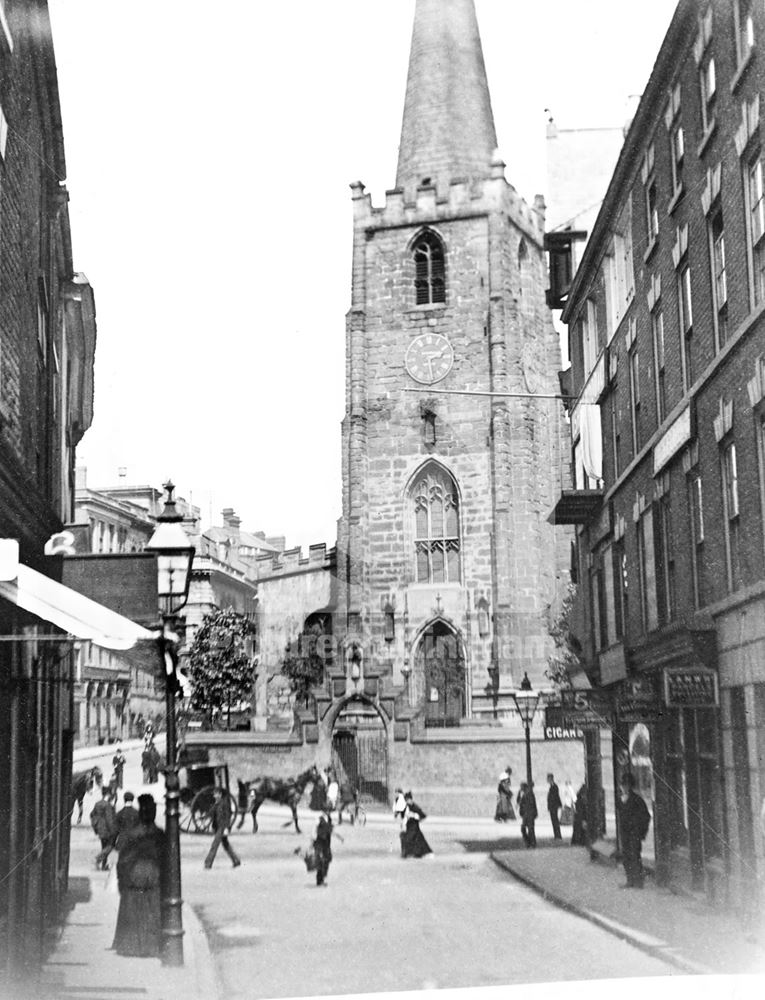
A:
[
  {"left": 543, "top": 707, "right": 583, "bottom": 739},
  {"left": 616, "top": 675, "right": 663, "bottom": 722},
  {"left": 549, "top": 690, "right": 614, "bottom": 729},
  {"left": 663, "top": 667, "right": 719, "bottom": 708}
]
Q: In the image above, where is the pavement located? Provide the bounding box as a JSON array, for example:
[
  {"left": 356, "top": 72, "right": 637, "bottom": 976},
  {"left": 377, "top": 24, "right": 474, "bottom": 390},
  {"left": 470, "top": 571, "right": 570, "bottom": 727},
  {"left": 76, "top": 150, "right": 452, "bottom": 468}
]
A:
[
  {"left": 35, "top": 740, "right": 219, "bottom": 1000},
  {"left": 29, "top": 744, "right": 765, "bottom": 997},
  {"left": 491, "top": 837, "right": 765, "bottom": 977}
]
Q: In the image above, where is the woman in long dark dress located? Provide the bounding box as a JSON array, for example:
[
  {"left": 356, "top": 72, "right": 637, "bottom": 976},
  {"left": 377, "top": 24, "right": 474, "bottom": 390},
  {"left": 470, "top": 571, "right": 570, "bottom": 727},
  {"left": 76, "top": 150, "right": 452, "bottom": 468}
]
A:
[
  {"left": 571, "top": 783, "right": 588, "bottom": 846},
  {"left": 401, "top": 791, "right": 432, "bottom": 858},
  {"left": 112, "top": 794, "right": 166, "bottom": 957}
]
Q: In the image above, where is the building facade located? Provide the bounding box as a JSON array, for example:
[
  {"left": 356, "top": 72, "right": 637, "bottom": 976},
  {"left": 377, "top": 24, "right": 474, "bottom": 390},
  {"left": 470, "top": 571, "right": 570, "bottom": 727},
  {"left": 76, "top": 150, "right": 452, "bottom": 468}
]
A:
[
  {"left": 0, "top": 1, "right": 97, "bottom": 981},
  {"left": 553, "top": 0, "right": 765, "bottom": 914}
]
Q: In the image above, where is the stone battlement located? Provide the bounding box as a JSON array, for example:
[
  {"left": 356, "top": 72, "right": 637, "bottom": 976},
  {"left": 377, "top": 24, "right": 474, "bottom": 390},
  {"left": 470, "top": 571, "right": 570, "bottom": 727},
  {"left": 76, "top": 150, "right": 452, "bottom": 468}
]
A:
[
  {"left": 255, "top": 542, "right": 336, "bottom": 579},
  {"left": 351, "top": 161, "right": 545, "bottom": 245}
]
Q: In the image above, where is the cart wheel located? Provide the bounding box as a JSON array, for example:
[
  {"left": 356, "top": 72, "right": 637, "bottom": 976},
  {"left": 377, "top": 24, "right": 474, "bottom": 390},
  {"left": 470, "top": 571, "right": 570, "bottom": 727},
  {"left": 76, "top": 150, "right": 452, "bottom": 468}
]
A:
[
  {"left": 191, "top": 786, "right": 216, "bottom": 834},
  {"left": 226, "top": 793, "right": 239, "bottom": 830},
  {"left": 179, "top": 802, "right": 195, "bottom": 834}
]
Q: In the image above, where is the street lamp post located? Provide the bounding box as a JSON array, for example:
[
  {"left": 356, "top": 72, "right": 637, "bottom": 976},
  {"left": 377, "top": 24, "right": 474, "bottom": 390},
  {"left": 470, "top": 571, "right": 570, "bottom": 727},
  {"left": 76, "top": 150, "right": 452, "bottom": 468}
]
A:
[
  {"left": 145, "top": 481, "right": 195, "bottom": 968},
  {"left": 511, "top": 672, "right": 542, "bottom": 789}
]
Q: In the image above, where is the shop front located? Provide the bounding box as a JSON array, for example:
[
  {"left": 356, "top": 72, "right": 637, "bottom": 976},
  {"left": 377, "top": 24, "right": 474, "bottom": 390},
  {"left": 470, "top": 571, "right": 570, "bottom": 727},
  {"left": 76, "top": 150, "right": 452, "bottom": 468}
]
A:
[{"left": 627, "top": 626, "right": 723, "bottom": 898}]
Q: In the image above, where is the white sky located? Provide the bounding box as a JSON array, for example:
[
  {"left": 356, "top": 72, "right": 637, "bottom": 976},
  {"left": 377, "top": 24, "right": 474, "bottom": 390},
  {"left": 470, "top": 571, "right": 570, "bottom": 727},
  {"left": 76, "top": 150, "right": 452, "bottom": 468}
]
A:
[{"left": 49, "top": 0, "right": 676, "bottom": 549}]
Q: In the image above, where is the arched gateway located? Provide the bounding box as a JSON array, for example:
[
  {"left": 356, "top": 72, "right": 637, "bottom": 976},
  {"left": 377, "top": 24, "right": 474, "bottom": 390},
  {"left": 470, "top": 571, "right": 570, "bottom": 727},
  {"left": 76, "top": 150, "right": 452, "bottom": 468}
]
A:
[{"left": 330, "top": 696, "right": 388, "bottom": 806}]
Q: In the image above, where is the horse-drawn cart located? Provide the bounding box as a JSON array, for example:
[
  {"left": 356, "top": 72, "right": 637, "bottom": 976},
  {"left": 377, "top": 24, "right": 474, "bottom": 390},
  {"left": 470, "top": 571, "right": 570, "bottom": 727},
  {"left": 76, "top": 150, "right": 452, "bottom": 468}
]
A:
[{"left": 178, "top": 762, "right": 238, "bottom": 834}]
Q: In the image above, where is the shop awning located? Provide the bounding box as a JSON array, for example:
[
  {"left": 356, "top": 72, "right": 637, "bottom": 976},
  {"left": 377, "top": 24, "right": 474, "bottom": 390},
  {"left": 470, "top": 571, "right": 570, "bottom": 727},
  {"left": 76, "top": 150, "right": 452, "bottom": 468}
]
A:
[{"left": 0, "top": 564, "right": 157, "bottom": 650}]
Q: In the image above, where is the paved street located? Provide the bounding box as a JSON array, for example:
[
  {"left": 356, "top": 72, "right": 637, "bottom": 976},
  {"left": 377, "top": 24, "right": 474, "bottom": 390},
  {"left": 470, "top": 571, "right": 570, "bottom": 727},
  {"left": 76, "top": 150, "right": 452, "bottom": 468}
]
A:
[{"left": 181, "top": 809, "right": 677, "bottom": 997}]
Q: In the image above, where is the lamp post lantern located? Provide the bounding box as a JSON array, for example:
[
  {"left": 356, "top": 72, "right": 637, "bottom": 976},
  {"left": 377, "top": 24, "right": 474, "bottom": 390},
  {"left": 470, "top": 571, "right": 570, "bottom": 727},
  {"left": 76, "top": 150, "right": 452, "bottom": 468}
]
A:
[
  {"left": 145, "top": 481, "right": 194, "bottom": 968},
  {"left": 511, "top": 672, "right": 542, "bottom": 789}
]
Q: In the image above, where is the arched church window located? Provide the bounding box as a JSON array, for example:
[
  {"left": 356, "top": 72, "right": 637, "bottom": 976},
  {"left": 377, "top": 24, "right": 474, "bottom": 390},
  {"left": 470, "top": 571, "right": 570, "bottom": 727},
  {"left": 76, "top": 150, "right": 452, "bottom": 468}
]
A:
[
  {"left": 411, "top": 464, "right": 460, "bottom": 583},
  {"left": 413, "top": 230, "right": 445, "bottom": 305}
]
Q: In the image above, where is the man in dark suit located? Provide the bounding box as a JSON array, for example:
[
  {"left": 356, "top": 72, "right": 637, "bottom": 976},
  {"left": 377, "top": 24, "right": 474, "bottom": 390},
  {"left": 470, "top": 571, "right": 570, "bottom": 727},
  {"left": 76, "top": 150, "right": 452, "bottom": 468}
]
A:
[
  {"left": 547, "top": 773, "right": 562, "bottom": 839},
  {"left": 204, "top": 787, "right": 241, "bottom": 869},
  {"left": 115, "top": 791, "right": 140, "bottom": 837},
  {"left": 619, "top": 772, "right": 651, "bottom": 888},
  {"left": 90, "top": 786, "right": 117, "bottom": 870}
]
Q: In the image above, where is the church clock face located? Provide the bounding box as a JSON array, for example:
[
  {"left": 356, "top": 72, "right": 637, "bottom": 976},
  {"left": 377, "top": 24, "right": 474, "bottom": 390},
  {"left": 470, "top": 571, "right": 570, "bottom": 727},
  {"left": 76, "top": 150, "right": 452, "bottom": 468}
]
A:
[{"left": 405, "top": 333, "right": 454, "bottom": 384}]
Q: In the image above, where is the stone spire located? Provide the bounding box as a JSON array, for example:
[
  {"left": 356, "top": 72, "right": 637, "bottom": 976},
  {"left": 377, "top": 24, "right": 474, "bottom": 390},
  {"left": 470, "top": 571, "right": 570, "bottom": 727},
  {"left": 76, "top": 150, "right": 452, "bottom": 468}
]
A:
[{"left": 395, "top": 0, "right": 499, "bottom": 199}]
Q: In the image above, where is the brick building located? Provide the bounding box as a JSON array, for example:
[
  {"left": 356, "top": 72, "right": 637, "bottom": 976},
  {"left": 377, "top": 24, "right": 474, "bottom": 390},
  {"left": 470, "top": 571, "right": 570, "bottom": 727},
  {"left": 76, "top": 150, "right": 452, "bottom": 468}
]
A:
[
  {"left": 552, "top": 0, "right": 765, "bottom": 913},
  {"left": 189, "top": 0, "right": 578, "bottom": 815},
  {"left": 0, "top": 1, "right": 98, "bottom": 980}
]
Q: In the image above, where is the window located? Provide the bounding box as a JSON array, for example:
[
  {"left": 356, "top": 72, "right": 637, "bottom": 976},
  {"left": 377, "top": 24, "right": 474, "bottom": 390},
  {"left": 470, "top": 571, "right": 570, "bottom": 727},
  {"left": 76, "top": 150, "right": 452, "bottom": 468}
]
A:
[
  {"left": 721, "top": 441, "right": 741, "bottom": 591},
  {"left": 629, "top": 346, "right": 641, "bottom": 454},
  {"left": 709, "top": 209, "right": 728, "bottom": 347},
  {"left": 747, "top": 155, "right": 765, "bottom": 305},
  {"left": 612, "top": 538, "right": 627, "bottom": 641},
  {"left": 700, "top": 55, "right": 716, "bottom": 133},
  {"left": 670, "top": 122, "right": 684, "bottom": 193},
  {"left": 0, "top": 103, "right": 7, "bottom": 160},
  {"left": 735, "top": 0, "right": 754, "bottom": 66},
  {"left": 688, "top": 473, "right": 705, "bottom": 608},
  {"left": 656, "top": 495, "right": 676, "bottom": 625},
  {"left": 611, "top": 394, "right": 620, "bottom": 479},
  {"left": 591, "top": 555, "right": 608, "bottom": 651},
  {"left": 413, "top": 231, "right": 445, "bottom": 305},
  {"left": 677, "top": 265, "right": 693, "bottom": 390},
  {"left": 645, "top": 176, "right": 659, "bottom": 243},
  {"left": 581, "top": 299, "right": 599, "bottom": 377},
  {"left": 758, "top": 414, "right": 765, "bottom": 557},
  {"left": 652, "top": 308, "right": 666, "bottom": 423},
  {"left": 636, "top": 507, "right": 657, "bottom": 632},
  {"left": 412, "top": 464, "right": 460, "bottom": 583}
]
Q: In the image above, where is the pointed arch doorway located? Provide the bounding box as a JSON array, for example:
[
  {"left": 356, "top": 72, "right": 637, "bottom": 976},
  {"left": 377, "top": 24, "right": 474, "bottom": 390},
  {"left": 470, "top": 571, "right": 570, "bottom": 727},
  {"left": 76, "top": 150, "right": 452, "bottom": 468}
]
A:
[
  {"left": 415, "top": 620, "right": 466, "bottom": 726},
  {"left": 331, "top": 697, "right": 389, "bottom": 807}
]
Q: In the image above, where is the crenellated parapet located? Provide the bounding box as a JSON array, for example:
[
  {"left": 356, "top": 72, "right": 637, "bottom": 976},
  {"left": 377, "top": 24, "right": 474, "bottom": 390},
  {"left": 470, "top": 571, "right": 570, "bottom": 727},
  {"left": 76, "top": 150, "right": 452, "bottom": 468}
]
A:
[
  {"left": 254, "top": 542, "right": 336, "bottom": 580},
  {"left": 350, "top": 159, "right": 545, "bottom": 248}
]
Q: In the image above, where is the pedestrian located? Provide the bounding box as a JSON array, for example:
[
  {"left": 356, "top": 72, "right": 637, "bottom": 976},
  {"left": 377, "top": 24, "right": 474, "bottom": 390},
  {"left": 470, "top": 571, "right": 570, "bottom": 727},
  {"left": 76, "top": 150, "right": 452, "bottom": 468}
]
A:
[
  {"left": 618, "top": 772, "right": 651, "bottom": 889},
  {"left": 313, "top": 809, "right": 333, "bottom": 886},
  {"left": 393, "top": 787, "right": 407, "bottom": 856},
  {"left": 149, "top": 743, "right": 161, "bottom": 784},
  {"left": 560, "top": 779, "right": 576, "bottom": 826},
  {"left": 494, "top": 766, "right": 515, "bottom": 822},
  {"left": 519, "top": 781, "right": 537, "bottom": 848},
  {"left": 90, "top": 785, "right": 118, "bottom": 870},
  {"left": 112, "top": 794, "right": 166, "bottom": 957},
  {"left": 141, "top": 746, "right": 153, "bottom": 784},
  {"left": 326, "top": 767, "right": 339, "bottom": 814},
  {"left": 571, "top": 782, "right": 588, "bottom": 846},
  {"left": 204, "top": 786, "right": 241, "bottom": 869},
  {"left": 116, "top": 791, "right": 140, "bottom": 836},
  {"left": 547, "top": 773, "right": 562, "bottom": 839},
  {"left": 112, "top": 741, "right": 126, "bottom": 790},
  {"left": 401, "top": 791, "right": 433, "bottom": 858}
]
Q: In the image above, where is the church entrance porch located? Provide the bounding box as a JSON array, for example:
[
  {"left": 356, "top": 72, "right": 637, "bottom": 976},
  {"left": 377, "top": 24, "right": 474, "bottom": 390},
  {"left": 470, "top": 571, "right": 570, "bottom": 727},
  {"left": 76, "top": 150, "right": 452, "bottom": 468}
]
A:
[{"left": 331, "top": 697, "right": 389, "bottom": 807}]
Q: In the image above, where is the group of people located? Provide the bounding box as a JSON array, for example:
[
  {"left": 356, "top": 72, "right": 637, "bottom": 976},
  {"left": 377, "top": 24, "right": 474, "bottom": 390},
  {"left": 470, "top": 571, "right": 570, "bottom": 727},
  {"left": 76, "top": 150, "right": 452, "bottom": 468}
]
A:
[
  {"left": 493, "top": 767, "right": 589, "bottom": 849},
  {"left": 141, "top": 731, "right": 161, "bottom": 785},
  {"left": 90, "top": 785, "right": 166, "bottom": 956}
]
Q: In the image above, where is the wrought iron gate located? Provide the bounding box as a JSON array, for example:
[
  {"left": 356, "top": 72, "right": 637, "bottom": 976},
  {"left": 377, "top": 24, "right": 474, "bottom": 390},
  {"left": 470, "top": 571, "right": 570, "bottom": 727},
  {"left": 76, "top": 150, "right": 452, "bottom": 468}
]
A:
[{"left": 331, "top": 701, "right": 388, "bottom": 806}]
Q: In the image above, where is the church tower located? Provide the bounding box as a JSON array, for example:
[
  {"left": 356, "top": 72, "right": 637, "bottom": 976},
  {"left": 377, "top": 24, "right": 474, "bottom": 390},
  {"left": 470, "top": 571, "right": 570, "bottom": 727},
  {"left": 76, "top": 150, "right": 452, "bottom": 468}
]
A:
[{"left": 331, "top": 0, "right": 570, "bottom": 810}]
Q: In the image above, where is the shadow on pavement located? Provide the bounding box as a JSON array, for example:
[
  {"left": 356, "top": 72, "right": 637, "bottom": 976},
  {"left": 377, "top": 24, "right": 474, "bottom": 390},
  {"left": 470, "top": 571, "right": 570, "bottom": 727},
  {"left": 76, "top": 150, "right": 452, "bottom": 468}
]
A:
[{"left": 458, "top": 836, "right": 571, "bottom": 853}]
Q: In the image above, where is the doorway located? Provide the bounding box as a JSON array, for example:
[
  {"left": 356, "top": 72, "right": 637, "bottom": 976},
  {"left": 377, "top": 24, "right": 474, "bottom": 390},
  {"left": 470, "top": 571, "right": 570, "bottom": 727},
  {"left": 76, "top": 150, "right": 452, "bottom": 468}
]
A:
[{"left": 331, "top": 698, "right": 388, "bottom": 806}]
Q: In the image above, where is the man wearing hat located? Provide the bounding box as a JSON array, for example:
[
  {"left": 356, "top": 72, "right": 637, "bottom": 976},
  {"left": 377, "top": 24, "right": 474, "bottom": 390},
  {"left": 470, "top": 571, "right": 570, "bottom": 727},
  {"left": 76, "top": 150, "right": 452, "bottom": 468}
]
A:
[{"left": 116, "top": 791, "right": 140, "bottom": 837}]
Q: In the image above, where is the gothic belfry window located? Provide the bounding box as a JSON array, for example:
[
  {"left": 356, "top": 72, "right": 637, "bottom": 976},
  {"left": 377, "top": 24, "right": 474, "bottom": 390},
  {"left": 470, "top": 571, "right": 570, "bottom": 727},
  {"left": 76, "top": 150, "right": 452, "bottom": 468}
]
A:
[
  {"left": 411, "top": 463, "right": 460, "bottom": 583},
  {"left": 413, "top": 230, "right": 446, "bottom": 305}
]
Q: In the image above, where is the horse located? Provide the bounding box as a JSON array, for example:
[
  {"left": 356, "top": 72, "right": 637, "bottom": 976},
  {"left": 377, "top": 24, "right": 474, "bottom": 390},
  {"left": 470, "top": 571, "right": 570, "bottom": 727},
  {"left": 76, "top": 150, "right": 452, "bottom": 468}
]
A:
[
  {"left": 71, "top": 766, "right": 103, "bottom": 823},
  {"left": 237, "top": 765, "right": 320, "bottom": 834}
]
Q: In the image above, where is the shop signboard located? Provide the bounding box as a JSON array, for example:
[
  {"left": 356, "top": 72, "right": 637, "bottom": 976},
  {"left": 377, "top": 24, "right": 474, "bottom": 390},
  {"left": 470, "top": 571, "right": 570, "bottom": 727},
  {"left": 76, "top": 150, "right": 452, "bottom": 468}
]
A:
[
  {"left": 543, "top": 707, "right": 584, "bottom": 740},
  {"left": 663, "top": 667, "right": 719, "bottom": 708},
  {"left": 616, "top": 674, "right": 663, "bottom": 722},
  {"left": 549, "top": 690, "right": 614, "bottom": 729}
]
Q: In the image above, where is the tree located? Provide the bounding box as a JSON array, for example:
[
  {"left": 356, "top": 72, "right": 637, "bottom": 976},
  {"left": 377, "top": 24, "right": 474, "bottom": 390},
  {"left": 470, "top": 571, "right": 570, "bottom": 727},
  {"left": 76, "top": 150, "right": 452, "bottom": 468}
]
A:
[
  {"left": 545, "top": 585, "right": 582, "bottom": 690},
  {"left": 186, "top": 607, "right": 256, "bottom": 728},
  {"left": 281, "top": 622, "right": 327, "bottom": 708}
]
